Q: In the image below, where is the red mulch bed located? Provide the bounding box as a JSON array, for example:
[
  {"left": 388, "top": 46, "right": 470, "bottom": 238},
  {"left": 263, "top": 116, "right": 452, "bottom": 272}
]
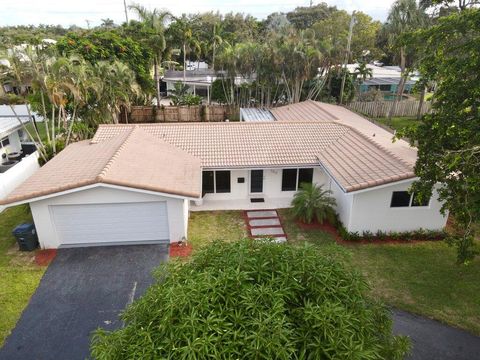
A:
[
  {"left": 35, "top": 249, "right": 57, "bottom": 266},
  {"left": 169, "top": 242, "right": 193, "bottom": 257},
  {"left": 295, "top": 220, "right": 443, "bottom": 245}
]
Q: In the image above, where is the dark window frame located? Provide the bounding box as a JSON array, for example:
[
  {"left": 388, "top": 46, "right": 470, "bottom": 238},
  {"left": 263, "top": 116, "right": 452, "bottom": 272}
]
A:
[
  {"left": 202, "top": 170, "right": 231, "bottom": 195},
  {"left": 282, "top": 168, "right": 314, "bottom": 192},
  {"left": 0, "top": 136, "right": 10, "bottom": 147},
  {"left": 390, "top": 191, "right": 431, "bottom": 208},
  {"left": 282, "top": 169, "right": 298, "bottom": 191}
]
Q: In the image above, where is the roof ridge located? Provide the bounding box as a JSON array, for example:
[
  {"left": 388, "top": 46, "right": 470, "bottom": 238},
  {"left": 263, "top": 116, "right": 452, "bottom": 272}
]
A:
[{"left": 96, "top": 126, "right": 136, "bottom": 181}]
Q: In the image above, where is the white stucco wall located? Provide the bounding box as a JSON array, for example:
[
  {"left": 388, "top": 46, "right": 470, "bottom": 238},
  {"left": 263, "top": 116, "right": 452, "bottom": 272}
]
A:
[
  {"left": 202, "top": 167, "right": 328, "bottom": 203},
  {"left": 325, "top": 176, "right": 353, "bottom": 229},
  {"left": 29, "top": 185, "right": 188, "bottom": 249},
  {"left": 348, "top": 180, "right": 448, "bottom": 233},
  {"left": 0, "top": 130, "right": 22, "bottom": 159}
]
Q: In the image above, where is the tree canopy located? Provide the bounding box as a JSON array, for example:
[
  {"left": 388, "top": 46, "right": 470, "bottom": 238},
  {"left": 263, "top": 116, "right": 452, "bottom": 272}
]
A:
[{"left": 401, "top": 8, "right": 480, "bottom": 263}]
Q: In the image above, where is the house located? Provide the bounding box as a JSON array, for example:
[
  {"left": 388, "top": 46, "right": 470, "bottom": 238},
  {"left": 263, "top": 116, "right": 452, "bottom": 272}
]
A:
[
  {"left": 0, "top": 101, "right": 447, "bottom": 249},
  {"left": 346, "top": 63, "right": 417, "bottom": 96},
  {"left": 0, "top": 105, "right": 40, "bottom": 212}
]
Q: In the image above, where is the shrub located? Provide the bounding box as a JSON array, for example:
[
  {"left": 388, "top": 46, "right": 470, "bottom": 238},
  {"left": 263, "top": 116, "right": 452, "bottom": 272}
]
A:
[
  {"left": 90, "top": 240, "right": 410, "bottom": 359},
  {"left": 291, "top": 183, "right": 337, "bottom": 224}
]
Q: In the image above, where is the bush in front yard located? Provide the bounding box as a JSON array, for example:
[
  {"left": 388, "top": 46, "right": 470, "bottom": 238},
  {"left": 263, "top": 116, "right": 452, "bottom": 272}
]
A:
[{"left": 90, "top": 240, "right": 410, "bottom": 359}]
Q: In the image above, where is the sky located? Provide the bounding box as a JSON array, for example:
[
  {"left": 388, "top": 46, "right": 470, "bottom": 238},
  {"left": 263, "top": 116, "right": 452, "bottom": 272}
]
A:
[{"left": 0, "top": 0, "right": 396, "bottom": 28}]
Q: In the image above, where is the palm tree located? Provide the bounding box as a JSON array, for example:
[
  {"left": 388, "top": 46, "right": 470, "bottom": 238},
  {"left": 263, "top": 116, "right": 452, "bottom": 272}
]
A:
[
  {"left": 353, "top": 61, "right": 373, "bottom": 95},
  {"left": 210, "top": 22, "right": 224, "bottom": 70},
  {"left": 129, "top": 4, "right": 170, "bottom": 106},
  {"left": 291, "top": 183, "right": 337, "bottom": 224},
  {"left": 384, "top": 0, "right": 428, "bottom": 121},
  {"left": 100, "top": 18, "right": 115, "bottom": 29}
]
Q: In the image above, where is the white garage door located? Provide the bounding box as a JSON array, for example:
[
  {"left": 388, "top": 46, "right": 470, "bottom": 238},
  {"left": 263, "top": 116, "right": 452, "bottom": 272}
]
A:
[{"left": 51, "top": 202, "right": 169, "bottom": 247}]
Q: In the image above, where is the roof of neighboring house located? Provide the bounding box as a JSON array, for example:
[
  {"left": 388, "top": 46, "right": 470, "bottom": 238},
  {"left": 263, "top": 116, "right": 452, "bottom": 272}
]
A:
[
  {"left": 0, "top": 115, "right": 29, "bottom": 139},
  {"left": 270, "top": 100, "right": 340, "bottom": 122},
  {"left": 363, "top": 77, "right": 416, "bottom": 86},
  {"left": 346, "top": 63, "right": 402, "bottom": 78},
  {"left": 1, "top": 127, "right": 202, "bottom": 205},
  {"left": 240, "top": 108, "right": 275, "bottom": 122},
  {"left": 91, "top": 121, "right": 414, "bottom": 192}
]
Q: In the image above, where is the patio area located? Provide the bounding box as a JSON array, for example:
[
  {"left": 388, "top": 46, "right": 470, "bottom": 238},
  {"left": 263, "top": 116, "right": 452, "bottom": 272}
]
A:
[{"left": 190, "top": 197, "right": 293, "bottom": 211}]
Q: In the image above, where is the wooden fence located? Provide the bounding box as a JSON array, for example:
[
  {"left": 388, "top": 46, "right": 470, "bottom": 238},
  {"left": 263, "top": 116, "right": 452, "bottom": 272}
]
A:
[
  {"left": 346, "top": 100, "right": 431, "bottom": 118},
  {"left": 127, "top": 105, "right": 239, "bottom": 123}
]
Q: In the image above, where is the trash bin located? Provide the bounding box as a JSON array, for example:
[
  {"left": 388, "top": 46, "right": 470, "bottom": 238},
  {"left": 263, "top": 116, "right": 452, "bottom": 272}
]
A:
[{"left": 12, "top": 223, "right": 39, "bottom": 251}]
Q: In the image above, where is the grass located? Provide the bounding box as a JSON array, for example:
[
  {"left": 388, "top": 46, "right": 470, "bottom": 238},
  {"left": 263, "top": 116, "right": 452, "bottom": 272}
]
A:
[
  {"left": 187, "top": 211, "right": 247, "bottom": 250},
  {"left": 24, "top": 122, "right": 48, "bottom": 143},
  {"left": 0, "top": 205, "right": 45, "bottom": 346},
  {"left": 375, "top": 116, "right": 419, "bottom": 132},
  {"left": 188, "top": 209, "right": 480, "bottom": 335}
]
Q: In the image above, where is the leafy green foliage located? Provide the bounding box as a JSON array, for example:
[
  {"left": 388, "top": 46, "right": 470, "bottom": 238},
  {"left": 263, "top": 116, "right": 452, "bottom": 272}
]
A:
[
  {"left": 291, "top": 183, "right": 337, "bottom": 224},
  {"left": 91, "top": 240, "right": 409, "bottom": 359},
  {"left": 56, "top": 31, "right": 153, "bottom": 93},
  {"left": 400, "top": 9, "right": 480, "bottom": 264}
]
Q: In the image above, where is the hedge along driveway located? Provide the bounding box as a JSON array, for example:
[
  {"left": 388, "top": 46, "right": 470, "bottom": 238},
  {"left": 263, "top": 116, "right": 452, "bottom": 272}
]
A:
[{"left": 0, "top": 206, "right": 46, "bottom": 346}]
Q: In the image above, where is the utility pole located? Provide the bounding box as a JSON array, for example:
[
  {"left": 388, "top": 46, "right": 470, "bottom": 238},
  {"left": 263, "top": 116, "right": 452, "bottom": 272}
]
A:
[
  {"left": 123, "top": 0, "right": 129, "bottom": 23},
  {"left": 339, "top": 11, "right": 355, "bottom": 105}
]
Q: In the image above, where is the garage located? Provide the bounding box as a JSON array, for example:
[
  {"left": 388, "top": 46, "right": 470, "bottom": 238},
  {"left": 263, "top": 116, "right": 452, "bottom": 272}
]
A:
[{"left": 51, "top": 202, "right": 169, "bottom": 247}]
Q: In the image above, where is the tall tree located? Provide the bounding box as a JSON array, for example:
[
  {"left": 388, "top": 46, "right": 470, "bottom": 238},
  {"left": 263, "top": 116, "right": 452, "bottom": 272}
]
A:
[
  {"left": 129, "top": 4, "right": 170, "bottom": 106},
  {"left": 401, "top": 9, "right": 480, "bottom": 264},
  {"left": 384, "top": 0, "right": 428, "bottom": 121}
]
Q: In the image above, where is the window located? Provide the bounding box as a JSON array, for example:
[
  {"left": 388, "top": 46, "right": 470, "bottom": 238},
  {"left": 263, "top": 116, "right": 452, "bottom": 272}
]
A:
[
  {"left": 282, "top": 169, "right": 298, "bottom": 191},
  {"left": 379, "top": 84, "right": 391, "bottom": 92},
  {"left": 298, "top": 168, "right": 314, "bottom": 188},
  {"left": 202, "top": 170, "right": 231, "bottom": 195},
  {"left": 0, "top": 136, "right": 9, "bottom": 147},
  {"left": 215, "top": 171, "right": 231, "bottom": 193},
  {"left": 202, "top": 171, "right": 214, "bottom": 194},
  {"left": 282, "top": 168, "right": 314, "bottom": 191},
  {"left": 390, "top": 191, "right": 411, "bottom": 207},
  {"left": 390, "top": 191, "right": 430, "bottom": 208}
]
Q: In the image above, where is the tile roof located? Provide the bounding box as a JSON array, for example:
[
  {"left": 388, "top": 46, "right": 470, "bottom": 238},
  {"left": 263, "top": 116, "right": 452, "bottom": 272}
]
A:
[
  {"left": 270, "top": 100, "right": 340, "bottom": 122},
  {"left": 92, "top": 121, "right": 414, "bottom": 192},
  {"left": 1, "top": 127, "right": 201, "bottom": 205},
  {"left": 271, "top": 100, "right": 418, "bottom": 166}
]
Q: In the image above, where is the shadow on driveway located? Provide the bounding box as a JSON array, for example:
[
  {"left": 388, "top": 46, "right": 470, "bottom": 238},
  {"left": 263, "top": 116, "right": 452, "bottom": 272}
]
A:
[{"left": 0, "top": 245, "right": 169, "bottom": 360}]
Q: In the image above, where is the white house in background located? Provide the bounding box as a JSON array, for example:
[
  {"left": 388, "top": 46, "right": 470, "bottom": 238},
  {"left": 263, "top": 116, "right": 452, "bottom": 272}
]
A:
[
  {"left": 0, "top": 101, "right": 448, "bottom": 249},
  {"left": 0, "top": 106, "right": 40, "bottom": 212}
]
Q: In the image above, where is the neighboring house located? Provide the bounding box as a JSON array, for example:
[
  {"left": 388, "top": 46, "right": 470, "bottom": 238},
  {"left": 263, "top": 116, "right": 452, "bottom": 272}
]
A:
[
  {"left": 0, "top": 106, "right": 40, "bottom": 212},
  {"left": 346, "top": 63, "right": 417, "bottom": 96},
  {"left": 0, "top": 101, "right": 447, "bottom": 249}
]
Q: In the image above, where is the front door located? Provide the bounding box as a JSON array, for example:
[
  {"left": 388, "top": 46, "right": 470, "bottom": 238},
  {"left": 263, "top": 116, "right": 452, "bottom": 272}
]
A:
[{"left": 250, "top": 170, "right": 263, "bottom": 193}]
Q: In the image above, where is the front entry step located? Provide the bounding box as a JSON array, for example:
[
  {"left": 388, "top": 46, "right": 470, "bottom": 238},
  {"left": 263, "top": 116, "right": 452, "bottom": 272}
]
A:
[{"left": 245, "top": 210, "right": 287, "bottom": 243}]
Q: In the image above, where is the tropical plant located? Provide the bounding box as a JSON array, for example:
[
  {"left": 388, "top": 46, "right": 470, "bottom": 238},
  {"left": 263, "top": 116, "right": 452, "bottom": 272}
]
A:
[
  {"left": 400, "top": 9, "right": 480, "bottom": 264},
  {"left": 129, "top": 4, "right": 170, "bottom": 106},
  {"left": 90, "top": 239, "right": 410, "bottom": 359},
  {"left": 383, "top": 0, "right": 429, "bottom": 121},
  {"left": 291, "top": 183, "right": 337, "bottom": 224}
]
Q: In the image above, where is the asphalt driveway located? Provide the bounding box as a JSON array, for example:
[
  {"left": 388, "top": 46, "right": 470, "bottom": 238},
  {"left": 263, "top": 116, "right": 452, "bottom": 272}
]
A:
[
  {"left": 393, "top": 309, "right": 480, "bottom": 360},
  {"left": 0, "top": 245, "right": 169, "bottom": 360}
]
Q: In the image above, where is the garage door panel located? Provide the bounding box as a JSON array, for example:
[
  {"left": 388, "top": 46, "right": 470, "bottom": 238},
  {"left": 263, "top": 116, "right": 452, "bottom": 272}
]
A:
[{"left": 51, "top": 202, "right": 169, "bottom": 246}]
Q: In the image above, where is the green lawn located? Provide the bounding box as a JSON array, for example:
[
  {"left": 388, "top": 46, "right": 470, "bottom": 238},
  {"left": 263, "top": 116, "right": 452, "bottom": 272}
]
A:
[
  {"left": 24, "top": 122, "right": 48, "bottom": 143},
  {"left": 375, "top": 116, "right": 420, "bottom": 132},
  {"left": 0, "top": 206, "right": 46, "bottom": 347},
  {"left": 189, "top": 210, "right": 480, "bottom": 336}
]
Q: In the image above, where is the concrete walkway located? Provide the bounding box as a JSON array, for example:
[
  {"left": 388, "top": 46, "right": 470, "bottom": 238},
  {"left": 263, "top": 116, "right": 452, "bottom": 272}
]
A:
[
  {"left": 245, "top": 210, "right": 287, "bottom": 243},
  {"left": 393, "top": 309, "right": 480, "bottom": 360}
]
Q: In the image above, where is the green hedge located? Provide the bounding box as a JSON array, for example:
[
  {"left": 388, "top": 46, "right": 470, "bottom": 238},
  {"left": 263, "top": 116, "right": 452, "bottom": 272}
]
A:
[{"left": 91, "top": 240, "right": 410, "bottom": 359}]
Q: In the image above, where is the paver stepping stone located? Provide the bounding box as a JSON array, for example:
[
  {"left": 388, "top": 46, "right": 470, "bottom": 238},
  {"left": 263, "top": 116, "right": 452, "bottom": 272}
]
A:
[
  {"left": 246, "top": 210, "right": 277, "bottom": 218},
  {"left": 251, "top": 227, "right": 285, "bottom": 236},
  {"left": 249, "top": 218, "right": 281, "bottom": 227}
]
